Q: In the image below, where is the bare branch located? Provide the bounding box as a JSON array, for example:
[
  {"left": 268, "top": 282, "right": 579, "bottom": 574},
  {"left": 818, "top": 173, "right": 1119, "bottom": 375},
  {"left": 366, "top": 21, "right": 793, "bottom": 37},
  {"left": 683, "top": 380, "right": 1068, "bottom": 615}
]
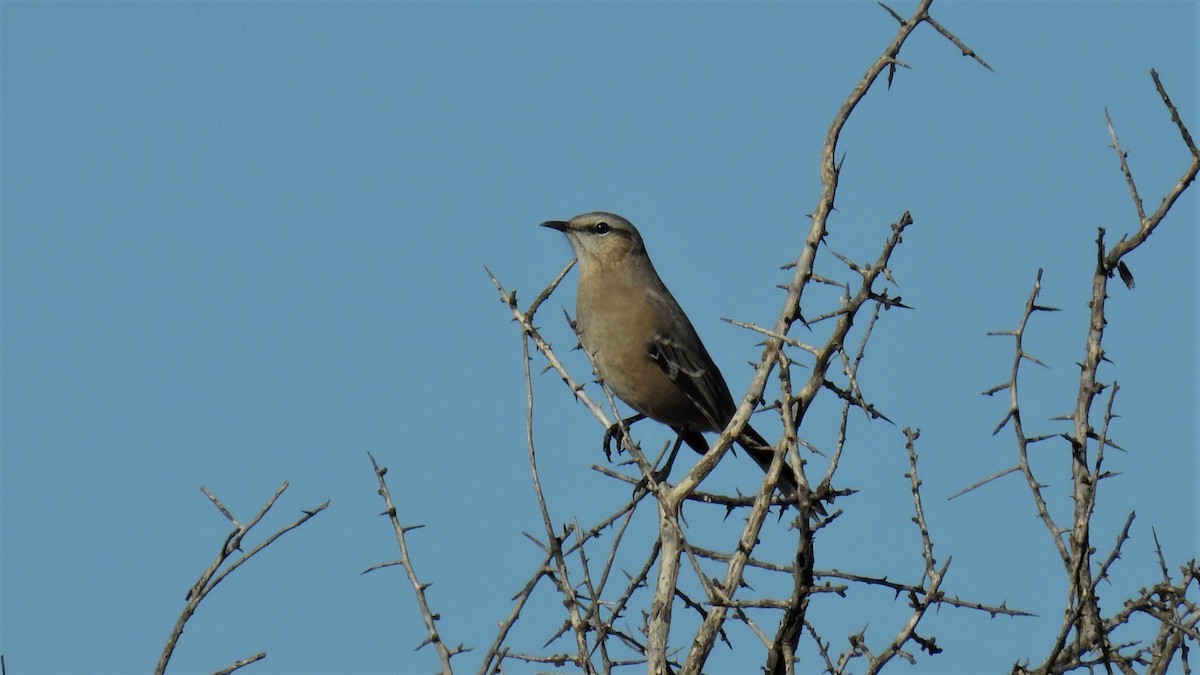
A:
[
  {"left": 211, "top": 652, "right": 267, "bottom": 675},
  {"left": 947, "top": 464, "right": 1021, "bottom": 501},
  {"left": 518, "top": 327, "right": 597, "bottom": 673},
  {"left": 156, "top": 485, "right": 328, "bottom": 675},
  {"left": 364, "top": 453, "right": 466, "bottom": 671}
]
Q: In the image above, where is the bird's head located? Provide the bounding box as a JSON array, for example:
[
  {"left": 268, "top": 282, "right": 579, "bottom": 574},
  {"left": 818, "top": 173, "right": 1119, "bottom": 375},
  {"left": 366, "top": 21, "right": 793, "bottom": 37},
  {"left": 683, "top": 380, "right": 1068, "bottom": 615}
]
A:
[{"left": 541, "top": 212, "right": 646, "bottom": 269}]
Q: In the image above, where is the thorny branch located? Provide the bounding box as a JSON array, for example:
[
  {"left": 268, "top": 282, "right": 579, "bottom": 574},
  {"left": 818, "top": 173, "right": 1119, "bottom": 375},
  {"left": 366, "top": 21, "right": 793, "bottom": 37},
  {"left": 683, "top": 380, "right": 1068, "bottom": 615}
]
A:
[
  {"left": 156, "top": 484, "right": 328, "bottom": 675},
  {"left": 974, "top": 70, "right": 1199, "bottom": 674},
  {"left": 480, "top": 2, "right": 1015, "bottom": 673},
  {"left": 862, "top": 429, "right": 947, "bottom": 675},
  {"left": 364, "top": 454, "right": 468, "bottom": 673},
  {"left": 471, "top": 4, "right": 1192, "bottom": 675}
]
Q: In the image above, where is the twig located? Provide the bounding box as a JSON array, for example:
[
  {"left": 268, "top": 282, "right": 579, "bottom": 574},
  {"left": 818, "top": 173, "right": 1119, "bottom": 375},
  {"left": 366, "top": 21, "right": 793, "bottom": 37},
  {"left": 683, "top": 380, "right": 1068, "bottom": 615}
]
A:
[
  {"left": 155, "top": 484, "right": 328, "bottom": 675},
  {"left": 211, "top": 652, "right": 267, "bottom": 675},
  {"left": 518, "top": 327, "right": 597, "bottom": 673},
  {"left": 1004, "top": 69, "right": 1199, "bottom": 675},
  {"left": 364, "top": 453, "right": 466, "bottom": 671},
  {"left": 982, "top": 269, "right": 1070, "bottom": 565}
]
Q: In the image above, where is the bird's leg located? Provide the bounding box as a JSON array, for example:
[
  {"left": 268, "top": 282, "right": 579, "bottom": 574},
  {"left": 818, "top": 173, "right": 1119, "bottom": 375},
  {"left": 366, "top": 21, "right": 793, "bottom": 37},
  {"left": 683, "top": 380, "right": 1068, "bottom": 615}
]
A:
[
  {"left": 631, "top": 434, "right": 686, "bottom": 498},
  {"left": 602, "top": 413, "right": 646, "bottom": 461},
  {"left": 650, "top": 434, "right": 686, "bottom": 485}
]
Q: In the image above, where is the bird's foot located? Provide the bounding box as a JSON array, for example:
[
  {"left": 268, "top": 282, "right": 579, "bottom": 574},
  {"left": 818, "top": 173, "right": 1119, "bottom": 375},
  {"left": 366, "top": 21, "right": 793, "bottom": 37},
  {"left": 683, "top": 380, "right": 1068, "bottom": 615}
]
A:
[{"left": 602, "top": 414, "right": 645, "bottom": 461}]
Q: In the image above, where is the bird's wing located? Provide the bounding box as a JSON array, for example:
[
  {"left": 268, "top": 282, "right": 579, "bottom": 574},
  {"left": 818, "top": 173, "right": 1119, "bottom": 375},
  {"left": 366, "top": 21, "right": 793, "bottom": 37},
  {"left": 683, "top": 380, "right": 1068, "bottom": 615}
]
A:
[{"left": 647, "top": 329, "right": 735, "bottom": 433}]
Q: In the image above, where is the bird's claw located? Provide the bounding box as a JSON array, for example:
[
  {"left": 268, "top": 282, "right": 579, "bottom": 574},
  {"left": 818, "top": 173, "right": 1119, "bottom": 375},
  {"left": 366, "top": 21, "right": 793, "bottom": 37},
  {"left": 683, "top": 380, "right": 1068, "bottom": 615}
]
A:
[
  {"left": 602, "top": 414, "right": 646, "bottom": 461},
  {"left": 602, "top": 423, "right": 624, "bottom": 462}
]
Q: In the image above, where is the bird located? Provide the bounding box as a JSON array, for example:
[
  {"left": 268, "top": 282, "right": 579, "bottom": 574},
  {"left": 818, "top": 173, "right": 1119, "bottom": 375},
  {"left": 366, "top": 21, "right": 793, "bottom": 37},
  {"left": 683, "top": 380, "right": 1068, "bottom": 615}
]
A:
[{"left": 541, "top": 211, "right": 802, "bottom": 502}]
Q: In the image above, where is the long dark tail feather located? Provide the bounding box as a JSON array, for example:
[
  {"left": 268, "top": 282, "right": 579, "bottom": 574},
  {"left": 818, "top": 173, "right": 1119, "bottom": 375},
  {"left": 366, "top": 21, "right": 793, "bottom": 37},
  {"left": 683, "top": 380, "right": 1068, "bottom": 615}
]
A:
[
  {"left": 739, "top": 425, "right": 821, "bottom": 511},
  {"left": 678, "top": 425, "right": 820, "bottom": 512}
]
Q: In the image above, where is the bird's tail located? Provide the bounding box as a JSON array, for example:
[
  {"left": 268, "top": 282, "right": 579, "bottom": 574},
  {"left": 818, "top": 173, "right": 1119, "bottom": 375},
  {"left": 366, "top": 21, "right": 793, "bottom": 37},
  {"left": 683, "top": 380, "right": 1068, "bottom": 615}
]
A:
[{"left": 738, "top": 425, "right": 819, "bottom": 511}]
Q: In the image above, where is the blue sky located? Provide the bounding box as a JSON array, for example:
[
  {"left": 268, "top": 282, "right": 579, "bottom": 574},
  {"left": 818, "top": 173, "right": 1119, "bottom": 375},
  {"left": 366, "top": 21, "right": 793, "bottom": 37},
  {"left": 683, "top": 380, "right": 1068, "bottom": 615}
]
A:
[{"left": 2, "top": 1, "right": 1196, "bottom": 673}]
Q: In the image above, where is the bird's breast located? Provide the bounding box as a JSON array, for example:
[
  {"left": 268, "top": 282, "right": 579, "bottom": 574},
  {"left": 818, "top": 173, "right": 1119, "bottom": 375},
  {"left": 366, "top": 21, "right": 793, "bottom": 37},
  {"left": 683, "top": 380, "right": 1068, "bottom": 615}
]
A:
[{"left": 574, "top": 275, "right": 707, "bottom": 429}]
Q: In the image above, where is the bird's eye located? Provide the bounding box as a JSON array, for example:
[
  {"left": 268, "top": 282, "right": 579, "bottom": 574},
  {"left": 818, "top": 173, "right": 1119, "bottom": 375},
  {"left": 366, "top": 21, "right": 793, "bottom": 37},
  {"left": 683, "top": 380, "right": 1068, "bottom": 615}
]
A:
[{"left": 594, "top": 221, "right": 611, "bottom": 234}]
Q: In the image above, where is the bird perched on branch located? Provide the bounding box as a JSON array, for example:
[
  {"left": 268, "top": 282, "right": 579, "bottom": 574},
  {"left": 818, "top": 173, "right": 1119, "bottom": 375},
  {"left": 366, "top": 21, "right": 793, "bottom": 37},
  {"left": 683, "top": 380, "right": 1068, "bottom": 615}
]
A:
[{"left": 542, "top": 211, "right": 804, "bottom": 503}]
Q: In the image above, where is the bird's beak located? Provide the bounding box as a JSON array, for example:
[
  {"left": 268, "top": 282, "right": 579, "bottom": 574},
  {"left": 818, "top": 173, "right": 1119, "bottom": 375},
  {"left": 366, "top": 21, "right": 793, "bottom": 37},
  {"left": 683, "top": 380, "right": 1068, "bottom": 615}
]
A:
[{"left": 540, "top": 220, "right": 569, "bottom": 232}]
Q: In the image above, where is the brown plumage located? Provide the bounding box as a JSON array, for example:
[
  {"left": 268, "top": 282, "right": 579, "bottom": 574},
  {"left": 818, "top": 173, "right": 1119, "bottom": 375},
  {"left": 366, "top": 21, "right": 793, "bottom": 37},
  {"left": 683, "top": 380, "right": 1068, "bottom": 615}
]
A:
[{"left": 542, "top": 211, "right": 800, "bottom": 500}]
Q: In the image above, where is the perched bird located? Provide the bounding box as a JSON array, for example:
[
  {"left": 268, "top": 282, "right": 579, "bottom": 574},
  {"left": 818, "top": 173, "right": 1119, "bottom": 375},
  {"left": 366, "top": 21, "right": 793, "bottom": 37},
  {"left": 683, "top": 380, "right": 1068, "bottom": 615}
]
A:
[{"left": 542, "top": 211, "right": 800, "bottom": 500}]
